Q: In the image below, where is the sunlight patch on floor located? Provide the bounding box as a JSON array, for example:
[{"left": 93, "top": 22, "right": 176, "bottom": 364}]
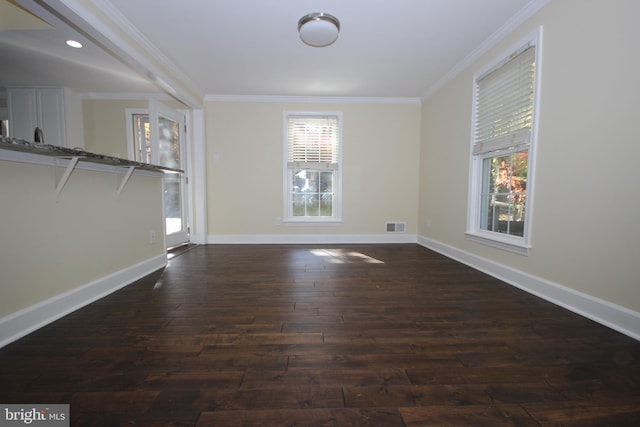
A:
[{"left": 309, "top": 248, "right": 384, "bottom": 264}]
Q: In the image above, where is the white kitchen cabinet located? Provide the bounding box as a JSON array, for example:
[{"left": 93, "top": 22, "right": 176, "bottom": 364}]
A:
[
  {"left": 7, "top": 87, "right": 83, "bottom": 148},
  {"left": 7, "top": 88, "right": 38, "bottom": 142}
]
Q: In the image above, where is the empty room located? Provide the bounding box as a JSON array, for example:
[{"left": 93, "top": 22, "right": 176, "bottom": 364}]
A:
[{"left": 1, "top": 0, "right": 639, "bottom": 425}]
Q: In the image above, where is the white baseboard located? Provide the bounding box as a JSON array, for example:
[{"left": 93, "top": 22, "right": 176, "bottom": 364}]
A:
[
  {"left": 0, "top": 254, "right": 167, "bottom": 348},
  {"left": 418, "top": 235, "right": 640, "bottom": 341},
  {"left": 208, "top": 234, "right": 418, "bottom": 244}
]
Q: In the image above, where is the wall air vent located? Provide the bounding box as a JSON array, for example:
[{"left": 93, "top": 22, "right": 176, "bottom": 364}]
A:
[{"left": 385, "top": 221, "right": 406, "bottom": 233}]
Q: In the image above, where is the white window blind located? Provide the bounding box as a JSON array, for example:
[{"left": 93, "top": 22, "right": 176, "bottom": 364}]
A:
[
  {"left": 473, "top": 45, "right": 536, "bottom": 156},
  {"left": 287, "top": 115, "right": 339, "bottom": 170}
]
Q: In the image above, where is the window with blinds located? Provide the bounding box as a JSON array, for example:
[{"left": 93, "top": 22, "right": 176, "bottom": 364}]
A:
[
  {"left": 466, "top": 29, "right": 541, "bottom": 255},
  {"left": 284, "top": 112, "right": 342, "bottom": 221},
  {"left": 287, "top": 115, "right": 339, "bottom": 169},
  {"left": 473, "top": 44, "right": 536, "bottom": 156}
]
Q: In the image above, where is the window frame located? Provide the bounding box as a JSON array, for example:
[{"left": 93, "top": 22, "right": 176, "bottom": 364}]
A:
[
  {"left": 466, "top": 28, "right": 543, "bottom": 255},
  {"left": 125, "top": 108, "right": 151, "bottom": 163},
  {"left": 283, "top": 111, "right": 343, "bottom": 224}
]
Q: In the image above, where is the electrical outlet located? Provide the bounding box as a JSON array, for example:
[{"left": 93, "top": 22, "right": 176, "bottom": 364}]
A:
[{"left": 149, "top": 229, "right": 157, "bottom": 244}]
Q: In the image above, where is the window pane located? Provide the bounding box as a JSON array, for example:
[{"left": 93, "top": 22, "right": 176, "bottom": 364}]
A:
[
  {"left": 479, "top": 151, "right": 527, "bottom": 237},
  {"left": 305, "top": 198, "right": 320, "bottom": 217},
  {"left": 164, "top": 173, "right": 182, "bottom": 234},
  {"left": 292, "top": 193, "right": 306, "bottom": 216},
  {"left": 320, "top": 194, "right": 333, "bottom": 216},
  {"left": 158, "top": 115, "right": 180, "bottom": 169},
  {"left": 319, "top": 171, "right": 333, "bottom": 216},
  {"left": 319, "top": 171, "right": 332, "bottom": 192},
  {"left": 291, "top": 169, "right": 334, "bottom": 217},
  {"left": 132, "top": 114, "right": 150, "bottom": 163}
]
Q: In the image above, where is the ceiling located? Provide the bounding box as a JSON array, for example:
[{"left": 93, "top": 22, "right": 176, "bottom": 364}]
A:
[
  {"left": 1, "top": 0, "right": 540, "bottom": 104},
  {"left": 0, "top": 0, "right": 158, "bottom": 94}
]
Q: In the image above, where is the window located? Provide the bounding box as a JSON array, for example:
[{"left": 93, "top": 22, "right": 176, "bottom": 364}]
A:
[
  {"left": 0, "top": 119, "right": 8, "bottom": 137},
  {"left": 284, "top": 112, "right": 342, "bottom": 222},
  {"left": 131, "top": 112, "right": 151, "bottom": 163},
  {"left": 0, "top": 107, "right": 9, "bottom": 137},
  {"left": 467, "top": 31, "right": 541, "bottom": 254}
]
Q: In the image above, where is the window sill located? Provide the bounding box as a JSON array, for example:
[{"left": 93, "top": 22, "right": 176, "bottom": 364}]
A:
[
  {"left": 465, "top": 231, "right": 530, "bottom": 256},
  {"left": 282, "top": 219, "right": 343, "bottom": 226}
]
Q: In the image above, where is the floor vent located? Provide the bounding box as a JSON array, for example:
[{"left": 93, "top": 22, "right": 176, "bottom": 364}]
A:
[{"left": 385, "top": 221, "right": 406, "bottom": 233}]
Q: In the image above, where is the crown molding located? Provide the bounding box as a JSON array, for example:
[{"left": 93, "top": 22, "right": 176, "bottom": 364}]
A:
[
  {"left": 205, "top": 94, "right": 421, "bottom": 105},
  {"left": 82, "top": 92, "right": 173, "bottom": 101},
  {"left": 421, "top": 0, "right": 550, "bottom": 100}
]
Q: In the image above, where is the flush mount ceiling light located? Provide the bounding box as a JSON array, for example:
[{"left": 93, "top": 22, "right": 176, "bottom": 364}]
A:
[{"left": 298, "top": 12, "right": 340, "bottom": 47}]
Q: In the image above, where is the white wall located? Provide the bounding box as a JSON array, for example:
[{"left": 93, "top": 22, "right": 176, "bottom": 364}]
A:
[
  {"left": 206, "top": 99, "right": 421, "bottom": 242},
  {"left": 418, "top": 1, "right": 640, "bottom": 324}
]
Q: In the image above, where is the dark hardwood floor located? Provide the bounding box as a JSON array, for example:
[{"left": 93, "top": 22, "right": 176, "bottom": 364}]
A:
[{"left": 1, "top": 244, "right": 639, "bottom": 426}]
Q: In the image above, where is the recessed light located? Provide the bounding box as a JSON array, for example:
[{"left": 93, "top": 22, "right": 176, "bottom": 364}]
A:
[{"left": 65, "top": 40, "right": 83, "bottom": 48}]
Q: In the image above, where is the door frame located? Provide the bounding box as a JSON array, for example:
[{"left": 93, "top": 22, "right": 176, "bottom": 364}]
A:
[{"left": 126, "top": 103, "right": 192, "bottom": 248}]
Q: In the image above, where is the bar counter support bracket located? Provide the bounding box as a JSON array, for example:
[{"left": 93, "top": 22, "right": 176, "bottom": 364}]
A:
[
  {"left": 1, "top": 141, "right": 183, "bottom": 197},
  {"left": 117, "top": 166, "right": 136, "bottom": 196},
  {"left": 54, "top": 156, "right": 80, "bottom": 196}
]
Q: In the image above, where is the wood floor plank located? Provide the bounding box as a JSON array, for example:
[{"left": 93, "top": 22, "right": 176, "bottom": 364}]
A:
[
  {"left": 196, "top": 408, "right": 406, "bottom": 427},
  {"left": 240, "top": 367, "right": 412, "bottom": 389},
  {"left": 399, "top": 404, "right": 540, "bottom": 427},
  {"left": 523, "top": 400, "right": 640, "bottom": 426},
  {"left": 0, "top": 244, "right": 638, "bottom": 425},
  {"left": 194, "top": 386, "right": 344, "bottom": 411}
]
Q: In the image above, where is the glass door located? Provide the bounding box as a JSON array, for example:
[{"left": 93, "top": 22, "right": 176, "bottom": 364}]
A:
[{"left": 149, "top": 101, "right": 189, "bottom": 248}]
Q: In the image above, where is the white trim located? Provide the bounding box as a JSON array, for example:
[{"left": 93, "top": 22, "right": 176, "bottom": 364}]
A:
[
  {"left": 465, "top": 232, "right": 530, "bottom": 256},
  {"left": 182, "top": 108, "right": 194, "bottom": 243},
  {"left": 207, "top": 94, "right": 421, "bottom": 105},
  {"left": 0, "top": 254, "right": 167, "bottom": 349},
  {"left": 281, "top": 220, "right": 343, "bottom": 226},
  {"left": 125, "top": 107, "right": 147, "bottom": 161},
  {"left": 84, "top": 92, "right": 173, "bottom": 101},
  {"left": 418, "top": 235, "right": 640, "bottom": 341},
  {"left": 191, "top": 109, "right": 208, "bottom": 244},
  {"left": 208, "top": 234, "right": 418, "bottom": 245},
  {"left": 422, "top": 0, "right": 550, "bottom": 100}
]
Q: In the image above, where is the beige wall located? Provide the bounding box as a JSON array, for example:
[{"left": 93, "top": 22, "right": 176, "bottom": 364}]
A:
[
  {"left": 419, "top": 0, "right": 640, "bottom": 311},
  {"left": 82, "top": 97, "right": 190, "bottom": 158},
  {"left": 206, "top": 100, "right": 421, "bottom": 238},
  {"left": 0, "top": 159, "right": 165, "bottom": 318},
  {"left": 82, "top": 99, "right": 148, "bottom": 157}
]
